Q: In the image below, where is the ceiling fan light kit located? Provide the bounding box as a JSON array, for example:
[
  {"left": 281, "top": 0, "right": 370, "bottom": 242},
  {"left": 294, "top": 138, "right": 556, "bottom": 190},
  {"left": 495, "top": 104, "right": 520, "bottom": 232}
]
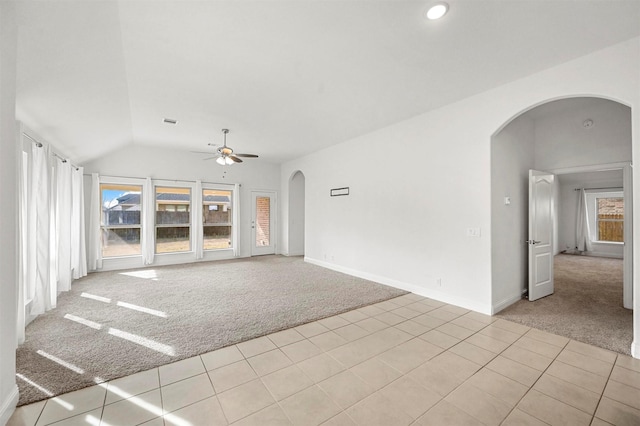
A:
[{"left": 206, "top": 128, "right": 258, "bottom": 166}]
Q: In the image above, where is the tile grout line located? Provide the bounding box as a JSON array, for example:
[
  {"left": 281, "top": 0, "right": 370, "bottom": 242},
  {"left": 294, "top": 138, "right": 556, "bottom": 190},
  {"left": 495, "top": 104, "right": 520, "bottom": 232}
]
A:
[{"left": 495, "top": 328, "right": 607, "bottom": 425}]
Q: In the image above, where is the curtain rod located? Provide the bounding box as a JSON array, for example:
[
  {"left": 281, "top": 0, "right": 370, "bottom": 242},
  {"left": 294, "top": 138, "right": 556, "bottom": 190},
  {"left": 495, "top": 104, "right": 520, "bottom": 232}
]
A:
[
  {"left": 574, "top": 187, "right": 623, "bottom": 191},
  {"left": 81, "top": 173, "right": 241, "bottom": 187},
  {"left": 24, "top": 133, "right": 79, "bottom": 170}
]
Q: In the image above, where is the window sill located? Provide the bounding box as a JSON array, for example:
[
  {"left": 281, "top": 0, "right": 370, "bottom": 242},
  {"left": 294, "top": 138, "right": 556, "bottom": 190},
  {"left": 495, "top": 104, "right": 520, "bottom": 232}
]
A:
[{"left": 592, "top": 240, "right": 624, "bottom": 245}]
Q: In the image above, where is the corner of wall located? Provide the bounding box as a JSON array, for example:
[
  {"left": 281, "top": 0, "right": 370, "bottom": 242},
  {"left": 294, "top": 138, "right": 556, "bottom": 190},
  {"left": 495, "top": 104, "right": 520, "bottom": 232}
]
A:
[
  {"left": 0, "top": 384, "right": 18, "bottom": 426},
  {"left": 492, "top": 291, "right": 526, "bottom": 315}
]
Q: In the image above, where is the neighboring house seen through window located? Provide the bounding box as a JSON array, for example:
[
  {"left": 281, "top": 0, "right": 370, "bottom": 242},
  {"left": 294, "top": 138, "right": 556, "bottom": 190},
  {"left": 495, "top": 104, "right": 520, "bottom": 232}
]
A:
[
  {"left": 155, "top": 186, "right": 192, "bottom": 253},
  {"left": 203, "top": 189, "right": 233, "bottom": 250},
  {"left": 99, "top": 177, "right": 236, "bottom": 260},
  {"left": 101, "top": 184, "right": 142, "bottom": 257}
]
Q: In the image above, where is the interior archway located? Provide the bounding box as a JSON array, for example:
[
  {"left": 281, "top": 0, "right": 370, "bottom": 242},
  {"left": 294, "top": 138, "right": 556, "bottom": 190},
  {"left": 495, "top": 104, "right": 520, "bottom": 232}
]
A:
[{"left": 490, "top": 96, "right": 634, "bottom": 355}]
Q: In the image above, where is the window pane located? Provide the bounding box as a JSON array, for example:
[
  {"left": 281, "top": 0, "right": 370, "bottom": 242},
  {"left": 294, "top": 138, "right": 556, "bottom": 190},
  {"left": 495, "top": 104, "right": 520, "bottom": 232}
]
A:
[
  {"left": 156, "top": 186, "right": 191, "bottom": 224},
  {"left": 102, "top": 228, "right": 141, "bottom": 257},
  {"left": 204, "top": 226, "right": 231, "bottom": 250},
  {"left": 203, "top": 189, "right": 232, "bottom": 225},
  {"left": 101, "top": 184, "right": 142, "bottom": 257},
  {"left": 156, "top": 227, "right": 190, "bottom": 253},
  {"left": 101, "top": 184, "right": 142, "bottom": 226},
  {"left": 597, "top": 197, "right": 624, "bottom": 242},
  {"left": 256, "top": 196, "right": 270, "bottom": 246},
  {"left": 203, "top": 189, "right": 232, "bottom": 251}
]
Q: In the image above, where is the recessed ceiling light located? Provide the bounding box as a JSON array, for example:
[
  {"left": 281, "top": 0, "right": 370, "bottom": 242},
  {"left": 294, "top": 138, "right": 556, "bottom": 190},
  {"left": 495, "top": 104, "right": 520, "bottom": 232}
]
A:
[
  {"left": 426, "top": 2, "right": 449, "bottom": 20},
  {"left": 163, "top": 118, "right": 178, "bottom": 125}
]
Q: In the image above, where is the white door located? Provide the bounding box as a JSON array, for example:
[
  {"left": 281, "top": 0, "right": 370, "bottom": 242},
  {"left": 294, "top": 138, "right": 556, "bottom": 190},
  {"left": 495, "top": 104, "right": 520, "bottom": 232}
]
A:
[
  {"left": 528, "top": 170, "right": 555, "bottom": 301},
  {"left": 251, "top": 191, "right": 276, "bottom": 256}
]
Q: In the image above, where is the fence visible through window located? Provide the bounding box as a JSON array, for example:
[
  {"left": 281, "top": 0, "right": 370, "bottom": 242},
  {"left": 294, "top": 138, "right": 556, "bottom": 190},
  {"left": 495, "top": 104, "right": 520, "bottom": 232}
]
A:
[
  {"left": 156, "top": 186, "right": 191, "bottom": 253},
  {"left": 597, "top": 197, "right": 623, "bottom": 242},
  {"left": 203, "top": 189, "right": 232, "bottom": 250}
]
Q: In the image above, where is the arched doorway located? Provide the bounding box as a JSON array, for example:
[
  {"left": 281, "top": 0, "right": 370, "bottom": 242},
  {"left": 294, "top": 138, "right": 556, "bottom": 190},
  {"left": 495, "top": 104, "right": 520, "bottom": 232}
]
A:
[
  {"left": 490, "top": 96, "right": 634, "bottom": 355},
  {"left": 288, "top": 171, "right": 305, "bottom": 256}
]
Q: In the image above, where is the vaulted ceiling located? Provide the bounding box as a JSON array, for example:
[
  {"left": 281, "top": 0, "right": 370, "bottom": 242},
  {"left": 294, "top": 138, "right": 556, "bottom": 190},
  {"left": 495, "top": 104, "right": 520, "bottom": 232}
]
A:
[{"left": 15, "top": 1, "right": 640, "bottom": 164}]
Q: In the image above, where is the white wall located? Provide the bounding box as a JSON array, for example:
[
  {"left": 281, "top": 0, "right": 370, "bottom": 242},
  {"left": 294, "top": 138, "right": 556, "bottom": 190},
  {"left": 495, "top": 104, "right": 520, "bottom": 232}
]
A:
[
  {"left": 0, "top": 1, "right": 19, "bottom": 423},
  {"left": 491, "top": 115, "right": 535, "bottom": 311},
  {"left": 82, "top": 145, "right": 281, "bottom": 267},
  {"left": 287, "top": 171, "right": 305, "bottom": 256},
  {"left": 280, "top": 35, "right": 639, "bottom": 349},
  {"left": 535, "top": 100, "right": 632, "bottom": 170}
]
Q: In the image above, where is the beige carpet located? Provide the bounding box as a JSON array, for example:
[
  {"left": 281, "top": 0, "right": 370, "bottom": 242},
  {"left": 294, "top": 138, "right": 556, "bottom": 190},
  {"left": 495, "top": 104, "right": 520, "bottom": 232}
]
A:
[
  {"left": 497, "top": 254, "right": 632, "bottom": 355},
  {"left": 16, "top": 255, "right": 406, "bottom": 406}
]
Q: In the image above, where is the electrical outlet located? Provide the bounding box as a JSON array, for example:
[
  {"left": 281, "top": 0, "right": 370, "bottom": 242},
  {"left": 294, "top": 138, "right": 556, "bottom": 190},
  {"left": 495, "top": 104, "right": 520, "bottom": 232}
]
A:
[{"left": 436, "top": 278, "right": 442, "bottom": 287}]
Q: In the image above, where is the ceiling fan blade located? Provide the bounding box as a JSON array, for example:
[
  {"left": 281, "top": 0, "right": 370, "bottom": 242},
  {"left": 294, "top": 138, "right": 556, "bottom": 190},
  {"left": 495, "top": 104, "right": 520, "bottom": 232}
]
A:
[
  {"left": 229, "top": 155, "right": 243, "bottom": 163},
  {"left": 202, "top": 156, "right": 219, "bottom": 161},
  {"left": 234, "top": 153, "right": 259, "bottom": 158},
  {"left": 191, "top": 150, "right": 215, "bottom": 154}
]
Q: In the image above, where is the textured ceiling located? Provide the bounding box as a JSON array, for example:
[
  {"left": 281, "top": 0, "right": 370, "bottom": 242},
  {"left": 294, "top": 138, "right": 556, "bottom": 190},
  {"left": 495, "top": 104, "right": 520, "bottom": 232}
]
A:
[{"left": 15, "top": 1, "right": 640, "bottom": 164}]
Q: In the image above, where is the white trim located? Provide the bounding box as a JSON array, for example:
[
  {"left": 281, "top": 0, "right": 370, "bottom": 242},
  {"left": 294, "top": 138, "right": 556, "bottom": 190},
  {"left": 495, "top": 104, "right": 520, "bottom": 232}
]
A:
[
  {"left": 632, "top": 340, "right": 639, "bottom": 359},
  {"left": 492, "top": 292, "right": 524, "bottom": 315},
  {"left": 305, "top": 257, "right": 492, "bottom": 315},
  {"left": 98, "top": 249, "right": 247, "bottom": 272},
  {"left": 0, "top": 384, "right": 19, "bottom": 426}
]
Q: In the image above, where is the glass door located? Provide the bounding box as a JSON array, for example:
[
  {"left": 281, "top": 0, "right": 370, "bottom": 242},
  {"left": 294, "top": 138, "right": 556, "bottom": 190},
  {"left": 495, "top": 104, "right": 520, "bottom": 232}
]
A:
[{"left": 251, "top": 191, "right": 276, "bottom": 256}]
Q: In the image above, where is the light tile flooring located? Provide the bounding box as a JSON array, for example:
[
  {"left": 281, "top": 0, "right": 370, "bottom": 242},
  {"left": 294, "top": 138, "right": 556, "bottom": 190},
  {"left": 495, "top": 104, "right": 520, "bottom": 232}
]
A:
[{"left": 8, "top": 293, "right": 640, "bottom": 426}]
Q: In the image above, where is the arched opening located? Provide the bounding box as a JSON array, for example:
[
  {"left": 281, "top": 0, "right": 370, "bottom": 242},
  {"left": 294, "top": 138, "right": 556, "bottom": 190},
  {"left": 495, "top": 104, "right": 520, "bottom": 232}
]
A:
[
  {"left": 288, "top": 171, "right": 305, "bottom": 256},
  {"left": 490, "top": 96, "right": 634, "bottom": 355}
]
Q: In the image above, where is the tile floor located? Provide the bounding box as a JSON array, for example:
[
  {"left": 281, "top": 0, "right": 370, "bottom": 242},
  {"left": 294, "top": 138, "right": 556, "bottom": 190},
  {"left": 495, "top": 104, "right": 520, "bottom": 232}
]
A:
[{"left": 7, "top": 293, "right": 640, "bottom": 426}]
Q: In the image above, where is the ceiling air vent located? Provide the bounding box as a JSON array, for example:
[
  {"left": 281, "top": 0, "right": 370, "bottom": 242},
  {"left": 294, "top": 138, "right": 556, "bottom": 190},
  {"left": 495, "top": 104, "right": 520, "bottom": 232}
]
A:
[{"left": 163, "top": 118, "right": 178, "bottom": 125}]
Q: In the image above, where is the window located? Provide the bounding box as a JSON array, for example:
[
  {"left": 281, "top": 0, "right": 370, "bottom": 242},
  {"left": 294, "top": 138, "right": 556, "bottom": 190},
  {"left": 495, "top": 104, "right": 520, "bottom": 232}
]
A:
[
  {"left": 156, "top": 186, "right": 191, "bottom": 253},
  {"left": 101, "top": 184, "right": 142, "bottom": 257},
  {"left": 203, "top": 189, "right": 232, "bottom": 250},
  {"left": 596, "top": 197, "right": 624, "bottom": 242}
]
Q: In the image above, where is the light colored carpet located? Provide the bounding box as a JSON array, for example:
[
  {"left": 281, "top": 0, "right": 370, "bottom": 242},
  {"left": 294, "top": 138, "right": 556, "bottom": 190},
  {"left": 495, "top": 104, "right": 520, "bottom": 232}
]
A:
[
  {"left": 16, "top": 255, "right": 407, "bottom": 406},
  {"left": 497, "top": 254, "right": 632, "bottom": 355}
]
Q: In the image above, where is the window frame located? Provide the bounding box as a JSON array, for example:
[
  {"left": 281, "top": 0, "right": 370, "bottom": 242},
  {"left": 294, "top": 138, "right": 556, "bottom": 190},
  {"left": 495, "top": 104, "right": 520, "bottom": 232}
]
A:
[
  {"left": 154, "top": 182, "right": 195, "bottom": 255},
  {"left": 585, "top": 190, "right": 624, "bottom": 245},
  {"left": 202, "top": 183, "right": 235, "bottom": 252},
  {"left": 99, "top": 176, "right": 146, "bottom": 259},
  {"left": 595, "top": 196, "right": 624, "bottom": 243}
]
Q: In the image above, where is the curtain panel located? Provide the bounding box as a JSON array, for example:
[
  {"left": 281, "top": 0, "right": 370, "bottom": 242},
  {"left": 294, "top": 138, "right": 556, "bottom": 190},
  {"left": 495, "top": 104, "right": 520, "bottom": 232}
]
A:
[{"left": 18, "top": 138, "right": 88, "bottom": 344}]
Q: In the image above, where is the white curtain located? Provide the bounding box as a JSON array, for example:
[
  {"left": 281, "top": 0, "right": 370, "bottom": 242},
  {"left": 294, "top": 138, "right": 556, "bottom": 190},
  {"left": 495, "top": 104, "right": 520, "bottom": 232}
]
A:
[
  {"left": 28, "top": 143, "right": 52, "bottom": 316},
  {"left": 56, "top": 159, "right": 72, "bottom": 292},
  {"left": 19, "top": 137, "right": 89, "bottom": 342},
  {"left": 576, "top": 188, "right": 593, "bottom": 252},
  {"left": 88, "top": 173, "right": 103, "bottom": 271},
  {"left": 71, "top": 167, "right": 87, "bottom": 279},
  {"left": 141, "top": 177, "right": 155, "bottom": 265},
  {"left": 194, "top": 180, "right": 204, "bottom": 259}
]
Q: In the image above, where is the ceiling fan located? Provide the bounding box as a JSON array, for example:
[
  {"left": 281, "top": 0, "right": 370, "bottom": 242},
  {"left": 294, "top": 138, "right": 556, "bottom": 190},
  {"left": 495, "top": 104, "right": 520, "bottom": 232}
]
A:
[{"left": 199, "top": 129, "right": 258, "bottom": 165}]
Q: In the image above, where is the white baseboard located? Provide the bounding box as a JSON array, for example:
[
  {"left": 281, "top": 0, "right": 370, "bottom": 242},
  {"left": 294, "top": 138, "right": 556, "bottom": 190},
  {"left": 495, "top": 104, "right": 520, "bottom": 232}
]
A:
[
  {"left": 632, "top": 340, "right": 640, "bottom": 359},
  {"left": 304, "top": 257, "right": 492, "bottom": 315},
  {"left": 492, "top": 292, "right": 524, "bottom": 314},
  {"left": 0, "top": 384, "right": 19, "bottom": 426}
]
